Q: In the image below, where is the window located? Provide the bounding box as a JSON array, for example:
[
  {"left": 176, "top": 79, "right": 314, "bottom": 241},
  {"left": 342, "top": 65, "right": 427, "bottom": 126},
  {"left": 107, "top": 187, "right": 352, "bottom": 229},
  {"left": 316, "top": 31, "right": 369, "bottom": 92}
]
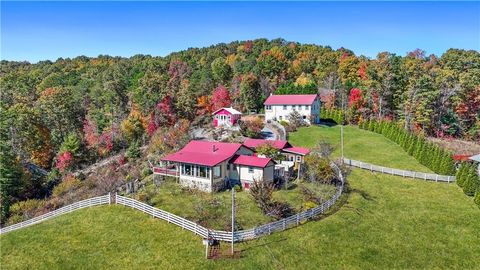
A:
[
  {"left": 182, "top": 164, "right": 193, "bottom": 176},
  {"left": 296, "top": 156, "right": 302, "bottom": 162},
  {"left": 279, "top": 116, "right": 283, "bottom": 120},
  {"left": 304, "top": 105, "right": 308, "bottom": 110},
  {"left": 266, "top": 105, "right": 272, "bottom": 110},
  {"left": 198, "top": 166, "right": 207, "bottom": 178},
  {"left": 248, "top": 167, "right": 254, "bottom": 173},
  {"left": 283, "top": 105, "right": 287, "bottom": 110},
  {"left": 213, "top": 166, "right": 221, "bottom": 178},
  {"left": 289, "top": 156, "right": 294, "bottom": 161}
]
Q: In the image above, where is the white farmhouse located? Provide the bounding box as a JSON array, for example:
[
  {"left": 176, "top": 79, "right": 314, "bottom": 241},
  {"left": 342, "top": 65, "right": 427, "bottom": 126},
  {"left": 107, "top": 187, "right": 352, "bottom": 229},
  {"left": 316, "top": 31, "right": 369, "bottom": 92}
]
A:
[{"left": 264, "top": 94, "right": 321, "bottom": 124}]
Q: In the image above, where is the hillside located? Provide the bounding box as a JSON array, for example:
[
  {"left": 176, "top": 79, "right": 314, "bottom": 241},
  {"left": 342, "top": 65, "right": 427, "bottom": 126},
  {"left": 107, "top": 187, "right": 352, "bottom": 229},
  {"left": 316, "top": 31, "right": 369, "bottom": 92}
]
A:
[
  {"left": 1, "top": 38, "right": 479, "bottom": 225},
  {"left": 1, "top": 169, "right": 479, "bottom": 269}
]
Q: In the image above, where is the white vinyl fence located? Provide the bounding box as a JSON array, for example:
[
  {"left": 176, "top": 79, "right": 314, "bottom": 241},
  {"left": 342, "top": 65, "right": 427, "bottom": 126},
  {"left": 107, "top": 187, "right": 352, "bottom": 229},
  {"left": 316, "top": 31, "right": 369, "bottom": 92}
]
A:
[
  {"left": 344, "top": 158, "right": 455, "bottom": 183},
  {"left": 1, "top": 163, "right": 345, "bottom": 242},
  {"left": 0, "top": 194, "right": 111, "bottom": 234},
  {"left": 117, "top": 162, "right": 345, "bottom": 243}
]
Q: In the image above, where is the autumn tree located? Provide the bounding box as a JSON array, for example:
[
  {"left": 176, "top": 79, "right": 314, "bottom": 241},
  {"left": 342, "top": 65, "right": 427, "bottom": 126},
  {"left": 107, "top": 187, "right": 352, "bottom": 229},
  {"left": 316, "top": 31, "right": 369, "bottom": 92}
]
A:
[
  {"left": 211, "top": 85, "right": 232, "bottom": 111},
  {"left": 240, "top": 73, "right": 261, "bottom": 112}
]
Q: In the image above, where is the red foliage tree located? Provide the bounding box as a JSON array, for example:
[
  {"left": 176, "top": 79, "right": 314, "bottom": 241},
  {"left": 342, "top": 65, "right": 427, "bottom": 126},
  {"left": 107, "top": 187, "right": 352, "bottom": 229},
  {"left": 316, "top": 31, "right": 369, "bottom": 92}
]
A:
[
  {"left": 83, "top": 118, "right": 115, "bottom": 156},
  {"left": 348, "top": 88, "right": 364, "bottom": 108},
  {"left": 211, "top": 85, "right": 232, "bottom": 111},
  {"left": 155, "top": 96, "right": 177, "bottom": 127},
  {"left": 55, "top": 151, "right": 73, "bottom": 172},
  {"left": 358, "top": 62, "right": 368, "bottom": 80},
  {"left": 146, "top": 112, "right": 158, "bottom": 137},
  {"left": 83, "top": 118, "right": 99, "bottom": 150}
]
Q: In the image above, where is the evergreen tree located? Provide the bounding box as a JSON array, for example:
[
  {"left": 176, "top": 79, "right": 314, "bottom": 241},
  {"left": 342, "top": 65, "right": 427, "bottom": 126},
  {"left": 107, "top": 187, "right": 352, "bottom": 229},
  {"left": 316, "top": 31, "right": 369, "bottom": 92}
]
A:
[
  {"left": 414, "top": 138, "right": 424, "bottom": 161},
  {"left": 442, "top": 153, "right": 456, "bottom": 175},
  {"left": 456, "top": 163, "right": 468, "bottom": 188},
  {"left": 462, "top": 166, "right": 480, "bottom": 196},
  {"left": 407, "top": 136, "right": 417, "bottom": 156},
  {"left": 431, "top": 146, "right": 441, "bottom": 173}
]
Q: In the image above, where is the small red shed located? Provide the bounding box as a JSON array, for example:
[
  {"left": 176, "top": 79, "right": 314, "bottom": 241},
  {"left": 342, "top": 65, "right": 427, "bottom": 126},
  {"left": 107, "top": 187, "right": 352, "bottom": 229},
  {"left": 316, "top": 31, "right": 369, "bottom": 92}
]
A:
[{"left": 212, "top": 107, "right": 242, "bottom": 127}]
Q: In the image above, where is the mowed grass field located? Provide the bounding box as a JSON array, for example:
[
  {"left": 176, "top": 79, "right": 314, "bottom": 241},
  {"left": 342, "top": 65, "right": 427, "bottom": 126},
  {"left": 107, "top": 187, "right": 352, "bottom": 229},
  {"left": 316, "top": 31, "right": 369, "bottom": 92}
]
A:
[
  {"left": 289, "top": 124, "right": 432, "bottom": 172},
  {"left": 1, "top": 169, "right": 479, "bottom": 269},
  {"left": 2, "top": 125, "right": 478, "bottom": 269}
]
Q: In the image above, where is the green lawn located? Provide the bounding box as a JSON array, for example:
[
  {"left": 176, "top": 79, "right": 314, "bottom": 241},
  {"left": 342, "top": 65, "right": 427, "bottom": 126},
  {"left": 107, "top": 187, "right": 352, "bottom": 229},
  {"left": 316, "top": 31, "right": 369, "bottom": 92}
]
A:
[
  {"left": 131, "top": 179, "right": 335, "bottom": 230},
  {"left": 2, "top": 169, "right": 479, "bottom": 270},
  {"left": 289, "top": 124, "right": 432, "bottom": 172}
]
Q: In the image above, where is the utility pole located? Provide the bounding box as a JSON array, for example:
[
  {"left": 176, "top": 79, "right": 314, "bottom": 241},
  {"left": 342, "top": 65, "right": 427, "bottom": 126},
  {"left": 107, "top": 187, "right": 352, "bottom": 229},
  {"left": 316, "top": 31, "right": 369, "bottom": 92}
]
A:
[{"left": 231, "top": 187, "right": 235, "bottom": 255}]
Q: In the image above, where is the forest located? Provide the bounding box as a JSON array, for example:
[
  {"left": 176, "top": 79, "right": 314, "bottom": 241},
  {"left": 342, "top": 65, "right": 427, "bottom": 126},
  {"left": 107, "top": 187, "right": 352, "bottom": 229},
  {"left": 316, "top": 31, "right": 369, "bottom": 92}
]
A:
[{"left": 0, "top": 38, "right": 479, "bottom": 223}]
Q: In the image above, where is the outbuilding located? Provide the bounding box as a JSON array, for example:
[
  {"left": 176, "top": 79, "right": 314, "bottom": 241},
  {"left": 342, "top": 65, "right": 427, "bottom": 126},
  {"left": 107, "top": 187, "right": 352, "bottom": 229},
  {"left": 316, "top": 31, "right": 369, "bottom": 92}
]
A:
[{"left": 212, "top": 107, "right": 242, "bottom": 128}]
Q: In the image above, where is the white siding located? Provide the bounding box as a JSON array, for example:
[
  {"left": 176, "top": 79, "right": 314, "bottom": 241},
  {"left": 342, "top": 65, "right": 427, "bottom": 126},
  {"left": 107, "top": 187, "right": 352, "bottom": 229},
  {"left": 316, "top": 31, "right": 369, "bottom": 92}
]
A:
[
  {"left": 238, "top": 166, "right": 264, "bottom": 182},
  {"left": 265, "top": 97, "right": 321, "bottom": 124}
]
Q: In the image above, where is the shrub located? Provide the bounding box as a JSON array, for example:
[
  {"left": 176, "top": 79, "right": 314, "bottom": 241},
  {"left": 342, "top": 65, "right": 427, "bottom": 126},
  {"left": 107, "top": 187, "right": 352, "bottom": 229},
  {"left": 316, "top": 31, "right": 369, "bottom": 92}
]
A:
[
  {"left": 304, "top": 155, "right": 335, "bottom": 183},
  {"left": 141, "top": 166, "right": 152, "bottom": 178},
  {"left": 126, "top": 140, "right": 141, "bottom": 160},
  {"left": 51, "top": 176, "right": 83, "bottom": 198},
  {"left": 238, "top": 117, "right": 264, "bottom": 138},
  {"left": 250, "top": 180, "right": 274, "bottom": 211},
  {"left": 303, "top": 201, "right": 317, "bottom": 210},
  {"left": 287, "top": 110, "right": 306, "bottom": 131},
  {"left": 7, "top": 199, "right": 47, "bottom": 224},
  {"left": 267, "top": 201, "right": 295, "bottom": 219},
  {"left": 456, "top": 163, "right": 469, "bottom": 188},
  {"left": 462, "top": 167, "right": 480, "bottom": 196}
]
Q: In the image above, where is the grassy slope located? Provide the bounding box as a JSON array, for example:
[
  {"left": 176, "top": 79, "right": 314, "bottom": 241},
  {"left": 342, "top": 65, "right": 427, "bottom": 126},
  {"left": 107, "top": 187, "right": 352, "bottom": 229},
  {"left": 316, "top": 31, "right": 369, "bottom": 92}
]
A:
[
  {"left": 289, "top": 125, "right": 432, "bottom": 172},
  {"left": 2, "top": 170, "right": 479, "bottom": 270},
  {"left": 2, "top": 125, "right": 477, "bottom": 269}
]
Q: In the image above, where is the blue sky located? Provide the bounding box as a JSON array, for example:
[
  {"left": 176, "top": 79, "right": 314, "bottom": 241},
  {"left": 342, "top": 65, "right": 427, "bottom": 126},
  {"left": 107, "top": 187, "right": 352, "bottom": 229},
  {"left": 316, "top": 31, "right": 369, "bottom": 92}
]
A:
[{"left": 1, "top": 1, "right": 479, "bottom": 62}]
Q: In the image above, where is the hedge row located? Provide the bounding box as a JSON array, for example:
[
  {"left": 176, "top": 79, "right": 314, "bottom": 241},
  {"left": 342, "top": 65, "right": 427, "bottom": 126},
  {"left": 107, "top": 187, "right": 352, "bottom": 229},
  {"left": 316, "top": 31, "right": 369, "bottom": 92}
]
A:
[
  {"left": 320, "top": 108, "right": 345, "bottom": 125},
  {"left": 456, "top": 162, "right": 480, "bottom": 194},
  {"left": 358, "top": 119, "right": 456, "bottom": 175}
]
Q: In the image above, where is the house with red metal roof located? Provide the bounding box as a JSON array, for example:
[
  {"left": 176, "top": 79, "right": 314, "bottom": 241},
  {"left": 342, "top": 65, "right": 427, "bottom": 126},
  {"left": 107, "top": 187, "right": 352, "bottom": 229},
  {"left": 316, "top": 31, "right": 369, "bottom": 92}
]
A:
[
  {"left": 156, "top": 141, "right": 275, "bottom": 192},
  {"left": 244, "top": 138, "right": 310, "bottom": 165},
  {"left": 212, "top": 107, "right": 242, "bottom": 128},
  {"left": 264, "top": 94, "right": 321, "bottom": 124}
]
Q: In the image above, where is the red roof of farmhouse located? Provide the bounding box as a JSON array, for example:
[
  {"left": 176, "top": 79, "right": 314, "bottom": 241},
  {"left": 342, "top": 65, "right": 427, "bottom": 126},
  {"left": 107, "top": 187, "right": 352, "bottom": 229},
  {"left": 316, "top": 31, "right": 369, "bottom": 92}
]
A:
[
  {"left": 282, "top": 146, "right": 310, "bottom": 155},
  {"left": 243, "top": 139, "right": 289, "bottom": 150},
  {"left": 161, "top": 141, "right": 245, "bottom": 167},
  {"left": 230, "top": 155, "right": 273, "bottom": 168},
  {"left": 264, "top": 94, "right": 318, "bottom": 105}
]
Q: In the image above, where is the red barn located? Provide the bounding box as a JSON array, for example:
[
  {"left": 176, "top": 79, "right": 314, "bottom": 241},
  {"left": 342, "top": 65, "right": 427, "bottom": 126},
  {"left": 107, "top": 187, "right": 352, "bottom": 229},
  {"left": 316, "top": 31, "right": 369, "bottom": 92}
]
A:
[{"left": 212, "top": 107, "right": 242, "bottom": 127}]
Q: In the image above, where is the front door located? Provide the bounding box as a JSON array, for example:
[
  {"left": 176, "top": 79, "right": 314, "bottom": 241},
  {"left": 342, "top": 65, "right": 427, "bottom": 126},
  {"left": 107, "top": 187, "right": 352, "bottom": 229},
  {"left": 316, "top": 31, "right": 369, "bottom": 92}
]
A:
[{"left": 229, "top": 164, "right": 239, "bottom": 180}]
